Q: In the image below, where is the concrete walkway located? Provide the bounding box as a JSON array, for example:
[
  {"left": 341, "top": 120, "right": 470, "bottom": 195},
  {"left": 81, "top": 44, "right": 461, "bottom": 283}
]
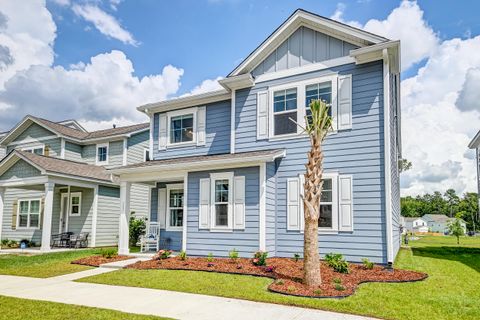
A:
[{"left": 0, "top": 271, "right": 375, "bottom": 320}]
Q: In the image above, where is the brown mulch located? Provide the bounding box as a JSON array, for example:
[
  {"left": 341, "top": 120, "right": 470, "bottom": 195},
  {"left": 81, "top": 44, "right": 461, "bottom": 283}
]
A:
[
  {"left": 72, "top": 255, "right": 133, "bottom": 267},
  {"left": 126, "top": 256, "right": 427, "bottom": 298}
]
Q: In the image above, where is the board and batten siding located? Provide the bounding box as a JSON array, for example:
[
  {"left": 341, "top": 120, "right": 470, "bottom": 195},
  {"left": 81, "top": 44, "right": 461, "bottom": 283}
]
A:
[
  {"left": 96, "top": 186, "right": 120, "bottom": 247},
  {"left": 252, "top": 26, "right": 358, "bottom": 77},
  {"left": 127, "top": 131, "right": 149, "bottom": 164},
  {"left": 235, "top": 61, "right": 388, "bottom": 263},
  {"left": 187, "top": 167, "right": 259, "bottom": 257},
  {"left": 152, "top": 100, "right": 231, "bottom": 160}
]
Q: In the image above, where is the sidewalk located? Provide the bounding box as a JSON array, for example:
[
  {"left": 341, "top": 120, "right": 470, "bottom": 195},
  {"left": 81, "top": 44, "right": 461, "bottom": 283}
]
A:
[{"left": 0, "top": 271, "right": 375, "bottom": 320}]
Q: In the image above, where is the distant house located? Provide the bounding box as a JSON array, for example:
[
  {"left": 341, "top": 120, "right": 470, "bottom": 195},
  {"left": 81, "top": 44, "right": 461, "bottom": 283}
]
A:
[
  {"left": 422, "top": 214, "right": 467, "bottom": 234},
  {"left": 401, "top": 217, "right": 428, "bottom": 233}
]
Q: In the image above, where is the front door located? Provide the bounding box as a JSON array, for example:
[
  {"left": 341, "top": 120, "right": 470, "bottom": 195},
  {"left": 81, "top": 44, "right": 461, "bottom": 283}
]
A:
[{"left": 59, "top": 193, "right": 69, "bottom": 233}]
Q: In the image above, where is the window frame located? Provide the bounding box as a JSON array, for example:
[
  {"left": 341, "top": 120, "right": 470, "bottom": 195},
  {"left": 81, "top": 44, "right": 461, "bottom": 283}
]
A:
[
  {"left": 17, "top": 198, "right": 41, "bottom": 230},
  {"left": 143, "top": 148, "right": 150, "bottom": 162},
  {"left": 68, "top": 192, "right": 82, "bottom": 217},
  {"left": 210, "top": 172, "right": 234, "bottom": 232},
  {"left": 96, "top": 143, "right": 109, "bottom": 165},
  {"left": 166, "top": 107, "right": 197, "bottom": 147},
  {"left": 21, "top": 145, "right": 45, "bottom": 155},
  {"left": 268, "top": 74, "right": 338, "bottom": 140},
  {"left": 165, "top": 183, "right": 184, "bottom": 231}
]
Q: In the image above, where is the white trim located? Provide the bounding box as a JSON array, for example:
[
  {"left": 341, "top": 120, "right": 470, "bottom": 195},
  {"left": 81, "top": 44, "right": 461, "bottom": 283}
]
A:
[
  {"left": 60, "top": 138, "right": 65, "bottom": 159},
  {"left": 59, "top": 193, "right": 70, "bottom": 233},
  {"left": 166, "top": 107, "right": 197, "bottom": 148},
  {"left": 68, "top": 192, "right": 82, "bottom": 217},
  {"left": 122, "top": 138, "right": 128, "bottom": 166},
  {"left": 147, "top": 185, "right": 154, "bottom": 222},
  {"left": 209, "top": 172, "right": 234, "bottom": 231},
  {"left": 0, "top": 176, "right": 48, "bottom": 187},
  {"left": 16, "top": 197, "right": 42, "bottom": 230},
  {"left": 182, "top": 173, "right": 188, "bottom": 252},
  {"left": 95, "top": 143, "right": 109, "bottom": 165},
  {"left": 21, "top": 144, "right": 45, "bottom": 155},
  {"left": 0, "top": 187, "right": 5, "bottom": 245},
  {"left": 40, "top": 181, "right": 54, "bottom": 251},
  {"left": 165, "top": 183, "right": 184, "bottom": 232},
  {"left": 149, "top": 114, "right": 154, "bottom": 157},
  {"left": 383, "top": 49, "right": 394, "bottom": 264},
  {"left": 255, "top": 56, "right": 354, "bottom": 84},
  {"left": 259, "top": 163, "right": 266, "bottom": 251},
  {"left": 91, "top": 186, "right": 98, "bottom": 247},
  {"left": 230, "top": 90, "right": 236, "bottom": 154},
  {"left": 6, "top": 135, "right": 58, "bottom": 147},
  {"left": 118, "top": 181, "right": 131, "bottom": 255},
  {"left": 143, "top": 148, "right": 150, "bottom": 162}
]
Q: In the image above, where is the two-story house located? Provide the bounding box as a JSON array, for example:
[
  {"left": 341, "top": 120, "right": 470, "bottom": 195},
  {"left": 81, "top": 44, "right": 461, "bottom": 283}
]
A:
[
  {"left": 468, "top": 130, "right": 480, "bottom": 213},
  {"left": 111, "top": 9, "right": 402, "bottom": 265},
  {"left": 0, "top": 115, "right": 150, "bottom": 250}
]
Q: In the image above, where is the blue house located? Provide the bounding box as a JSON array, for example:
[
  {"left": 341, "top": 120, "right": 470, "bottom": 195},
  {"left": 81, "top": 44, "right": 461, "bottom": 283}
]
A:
[{"left": 111, "top": 9, "right": 402, "bottom": 265}]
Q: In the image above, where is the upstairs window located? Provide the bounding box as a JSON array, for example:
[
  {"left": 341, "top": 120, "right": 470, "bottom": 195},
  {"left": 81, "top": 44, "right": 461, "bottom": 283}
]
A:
[
  {"left": 273, "top": 88, "right": 297, "bottom": 136},
  {"left": 96, "top": 143, "right": 108, "bottom": 165},
  {"left": 170, "top": 114, "right": 194, "bottom": 144},
  {"left": 306, "top": 81, "right": 332, "bottom": 120},
  {"left": 17, "top": 199, "right": 41, "bottom": 229},
  {"left": 22, "top": 145, "right": 44, "bottom": 155}
]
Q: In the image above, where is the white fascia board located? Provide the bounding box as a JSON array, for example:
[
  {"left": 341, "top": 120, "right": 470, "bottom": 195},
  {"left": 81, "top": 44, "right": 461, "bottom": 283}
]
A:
[
  {"left": 138, "top": 89, "right": 231, "bottom": 115},
  {"left": 219, "top": 74, "right": 254, "bottom": 91},
  {"left": 46, "top": 172, "right": 117, "bottom": 187},
  {"left": 468, "top": 130, "right": 480, "bottom": 149}
]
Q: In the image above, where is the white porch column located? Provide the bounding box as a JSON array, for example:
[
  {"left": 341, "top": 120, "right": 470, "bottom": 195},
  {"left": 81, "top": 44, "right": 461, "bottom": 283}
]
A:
[
  {"left": 91, "top": 185, "right": 99, "bottom": 247},
  {"left": 41, "top": 181, "right": 54, "bottom": 251},
  {"left": 182, "top": 173, "right": 188, "bottom": 252},
  {"left": 0, "top": 187, "right": 5, "bottom": 244},
  {"left": 118, "top": 181, "right": 131, "bottom": 255}
]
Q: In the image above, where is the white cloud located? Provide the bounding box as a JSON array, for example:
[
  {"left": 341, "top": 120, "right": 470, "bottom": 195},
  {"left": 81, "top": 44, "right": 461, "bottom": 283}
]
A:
[
  {"left": 456, "top": 67, "right": 480, "bottom": 112},
  {"left": 186, "top": 76, "right": 223, "bottom": 96},
  {"left": 329, "top": 3, "right": 362, "bottom": 29},
  {"left": 72, "top": 4, "right": 138, "bottom": 46},
  {"left": 49, "top": 0, "right": 70, "bottom": 6}
]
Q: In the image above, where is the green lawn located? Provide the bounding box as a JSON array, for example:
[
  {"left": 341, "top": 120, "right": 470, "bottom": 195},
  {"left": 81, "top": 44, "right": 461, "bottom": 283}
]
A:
[
  {"left": 0, "top": 249, "right": 102, "bottom": 278},
  {"left": 0, "top": 295, "right": 173, "bottom": 320},
  {"left": 80, "top": 236, "right": 480, "bottom": 320}
]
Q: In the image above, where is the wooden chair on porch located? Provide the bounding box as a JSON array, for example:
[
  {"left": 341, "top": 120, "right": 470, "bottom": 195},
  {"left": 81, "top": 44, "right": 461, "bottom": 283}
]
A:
[{"left": 140, "top": 222, "right": 160, "bottom": 252}]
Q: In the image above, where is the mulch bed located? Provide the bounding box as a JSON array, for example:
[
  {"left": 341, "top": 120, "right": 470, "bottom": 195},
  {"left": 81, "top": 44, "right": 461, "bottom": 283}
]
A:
[
  {"left": 72, "top": 255, "right": 133, "bottom": 267},
  {"left": 126, "top": 256, "right": 427, "bottom": 298}
]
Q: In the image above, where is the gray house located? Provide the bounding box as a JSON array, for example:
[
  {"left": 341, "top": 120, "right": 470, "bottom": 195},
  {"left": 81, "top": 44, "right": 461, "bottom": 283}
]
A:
[
  {"left": 112, "top": 10, "right": 402, "bottom": 265},
  {"left": 422, "top": 214, "right": 467, "bottom": 234},
  {"left": 0, "top": 116, "right": 150, "bottom": 250}
]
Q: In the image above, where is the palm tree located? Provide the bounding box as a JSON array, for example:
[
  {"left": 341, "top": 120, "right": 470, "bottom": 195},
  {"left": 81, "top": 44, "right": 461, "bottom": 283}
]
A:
[{"left": 294, "top": 99, "right": 333, "bottom": 287}]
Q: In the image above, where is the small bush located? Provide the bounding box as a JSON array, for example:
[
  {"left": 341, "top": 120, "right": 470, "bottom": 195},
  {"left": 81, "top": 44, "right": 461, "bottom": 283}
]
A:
[
  {"left": 1, "top": 239, "right": 9, "bottom": 247},
  {"left": 252, "top": 251, "right": 268, "bottom": 266},
  {"left": 275, "top": 280, "right": 284, "bottom": 285},
  {"left": 293, "top": 253, "right": 301, "bottom": 262},
  {"left": 179, "top": 250, "right": 187, "bottom": 261},
  {"left": 333, "top": 277, "right": 342, "bottom": 284},
  {"left": 362, "top": 258, "right": 374, "bottom": 270},
  {"left": 206, "top": 253, "right": 214, "bottom": 262},
  {"left": 287, "top": 286, "right": 296, "bottom": 292},
  {"left": 101, "top": 248, "right": 117, "bottom": 259},
  {"left": 313, "top": 289, "right": 323, "bottom": 295},
  {"left": 334, "top": 284, "right": 346, "bottom": 291},
  {"left": 1, "top": 239, "right": 18, "bottom": 248},
  {"left": 324, "top": 253, "right": 349, "bottom": 274},
  {"left": 129, "top": 216, "right": 146, "bottom": 247},
  {"left": 228, "top": 248, "right": 239, "bottom": 262},
  {"left": 156, "top": 249, "right": 172, "bottom": 260}
]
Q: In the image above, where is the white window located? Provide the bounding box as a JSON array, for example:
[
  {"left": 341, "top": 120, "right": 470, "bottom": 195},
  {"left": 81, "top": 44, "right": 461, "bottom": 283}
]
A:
[
  {"left": 167, "top": 108, "right": 196, "bottom": 146},
  {"left": 319, "top": 178, "right": 334, "bottom": 229},
  {"left": 69, "top": 192, "right": 82, "bottom": 216},
  {"left": 210, "top": 172, "right": 233, "bottom": 230},
  {"left": 96, "top": 143, "right": 108, "bottom": 165},
  {"left": 17, "top": 199, "right": 41, "bottom": 229},
  {"left": 273, "top": 88, "right": 298, "bottom": 136},
  {"left": 22, "top": 145, "right": 44, "bottom": 155},
  {"left": 144, "top": 148, "right": 150, "bottom": 161},
  {"left": 306, "top": 81, "right": 332, "bottom": 120},
  {"left": 166, "top": 184, "right": 184, "bottom": 231}
]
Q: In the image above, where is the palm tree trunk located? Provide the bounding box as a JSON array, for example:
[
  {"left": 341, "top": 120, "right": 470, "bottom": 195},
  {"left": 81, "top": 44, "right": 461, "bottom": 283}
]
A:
[{"left": 303, "top": 137, "right": 323, "bottom": 287}]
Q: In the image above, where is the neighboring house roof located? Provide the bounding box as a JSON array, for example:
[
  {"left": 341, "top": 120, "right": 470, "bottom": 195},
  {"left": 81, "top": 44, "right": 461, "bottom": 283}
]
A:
[
  {"left": 468, "top": 129, "right": 480, "bottom": 149},
  {"left": 403, "top": 217, "right": 425, "bottom": 223},
  {"left": 422, "top": 214, "right": 465, "bottom": 224},
  {"left": 0, "top": 150, "right": 117, "bottom": 184},
  {"left": 0, "top": 115, "right": 149, "bottom": 146},
  {"left": 109, "top": 149, "right": 286, "bottom": 174}
]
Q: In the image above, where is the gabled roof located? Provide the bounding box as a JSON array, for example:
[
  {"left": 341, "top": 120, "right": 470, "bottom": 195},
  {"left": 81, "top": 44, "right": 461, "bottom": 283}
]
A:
[
  {"left": 228, "top": 9, "right": 388, "bottom": 77},
  {"left": 0, "top": 150, "right": 117, "bottom": 184},
  {"left": 57, "top": 119, "right": 88, "bottom": 132},
  {"left": 468, "top": 130, "right": 480, "bottom": 149},
  {"left": 0, "top": 115, "right": 149, "bottom": 146},
  {"left": 422, "top": 214, "right": 453, "bottom": 223}
]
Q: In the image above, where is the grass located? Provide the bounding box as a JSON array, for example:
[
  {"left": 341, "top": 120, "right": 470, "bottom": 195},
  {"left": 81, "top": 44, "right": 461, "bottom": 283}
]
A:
[
  {"left": 80, "top": 236, "right": 480, "bottom": 320},
  {"left": 0, "top": 249, "right": 104, "bottom": 278},
  {"left": 0, "top": 295, "right": 173, "bottom": 320}
]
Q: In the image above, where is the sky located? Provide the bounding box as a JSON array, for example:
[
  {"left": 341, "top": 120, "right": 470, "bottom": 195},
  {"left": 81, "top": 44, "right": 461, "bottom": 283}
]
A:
[{"left": 0, "top": 0, "right": 479, "bottom": 197}]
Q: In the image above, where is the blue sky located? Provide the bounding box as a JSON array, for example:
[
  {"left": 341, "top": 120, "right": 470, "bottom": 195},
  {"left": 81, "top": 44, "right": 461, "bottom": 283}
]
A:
[{"left": 46, "top": 0, "right": 479, "bottom": 93}]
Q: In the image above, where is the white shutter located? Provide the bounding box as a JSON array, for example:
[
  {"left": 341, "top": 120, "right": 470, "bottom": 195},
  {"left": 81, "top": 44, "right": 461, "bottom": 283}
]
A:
[
  {"left": 233, "top": 176, "right": 245, "bottom": 230},
  {"left": 199, "top": 178, "right": 210, "bottom": 229},
  {"left": 257, "top": 91, "right": 269, "bottom": 140},
  {"left": 158, "top": 188, "right": 166, "bottom": 228},
  {"left": 338, "top": 74, "right": 352, "bottom": 130},
  {"left": 158, "top": 114, "right": 167, "bottom": 150},
  {"left": 339, "top": 175, "right": 353, "bottom": 231},
  {"left": 287, "top": 177, "right": 300, "bottom": 231},
  {"left": 197, "top": 106, "right": 206, "bottom": 146},
  {"left": 299, "top": 174, "right": 305, "bottom": 231}
]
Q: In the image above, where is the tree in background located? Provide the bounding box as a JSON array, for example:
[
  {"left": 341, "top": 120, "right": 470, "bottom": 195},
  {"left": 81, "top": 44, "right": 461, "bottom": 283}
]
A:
[
  {"left": 398, "top": 158, "right": 412, "bottom": 173},
  {"left": 448, "top": 218, "right": 465, "bottom": 244}
]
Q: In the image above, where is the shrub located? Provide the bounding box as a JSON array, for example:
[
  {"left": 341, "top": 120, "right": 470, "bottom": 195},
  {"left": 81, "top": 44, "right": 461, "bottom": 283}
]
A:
[
  {"left": 6, "top": 240, "right": 18, "bottom": 248},
  {"left": 334, "top": 284, "right": 345, "bottom": 291},
  {"left": 333, "top": 277, "right": 342, "bottom": 284},
  {"left": 362, "top": 258, "right": 374, "bottom": 270},
  {"left": 129, "top": 216, "right": 146, "bottom": 247},
  {"left": 206, "top": 253, "right": 214, "bottom": 262},
  {"left": 287, "top": 286, "right": 296, "bottom": 292},
  {"left": 252, "top": 251, "right": 268, "bottom": 266},
  {"left": 101, "top": 248, "right": 117, "bottom": 259},
  {"left": 228, "top": 248, "right": 239, "bottom": 262},
  {"left": 325, "top": 253, "right": 349, "bottom": 274},
  {"left": 275, "top": 280, "right": 284, "bottom": 285},
  {"left": 313, "top": 289, "right": 323, "bottom": 295},
  {"left": 156, "top": 249, "right": 172, "bottom": 260},
  {"left": 1, "top": 239, "right": 9, "bottom": 247},
  {"left": 179, "top": 250, "right": 187, "bottom": 261},
  {"left": 293, "top": 253, "right": 301, "bottom": 262}
]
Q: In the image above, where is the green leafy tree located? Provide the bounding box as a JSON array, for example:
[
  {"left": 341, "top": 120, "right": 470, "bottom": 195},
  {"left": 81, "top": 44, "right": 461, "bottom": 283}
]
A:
[
  {"left": 398, "top": 158, "right": 412, "bottom": 173},
  {"left": 129, "top": 216, "right": 146, "bottom": 247},
  {"left": 448, "top": 218, "right": 465, "bottom": 244}
]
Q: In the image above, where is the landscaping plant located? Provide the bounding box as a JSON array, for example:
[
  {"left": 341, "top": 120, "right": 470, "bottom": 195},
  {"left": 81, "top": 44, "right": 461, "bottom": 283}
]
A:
[
  {"left": 129, "top": 216, "right": 146, "bottom": 247},
  {"left": 179, "top": 250, "right": 187, "bottom": 261},
  {"left": 325, "top": 253, "right": 349, "bottom": 274},
  {"left": 293, "top": 253, "right": 301, "bottom": 262},
  {"left": 156, "top": 249, "right": 172, "bottom": 260},
  {"left": 206, "top": 253, "right": 214, "bottom": 262},
  {"left": 228, "top": 248, "right": 239, "bottom": 262},
  {"left": 252, "top": 251, "right": 268, "bottom": 266},
  {"left": 101, "top": 248, "right": 118, "bottom": 259},
  {"left": 448, "top": 217, "right": 465, "bottom": 244},
  {"left": 362, "top": 258, "right": 374, "bottom": 270}
]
